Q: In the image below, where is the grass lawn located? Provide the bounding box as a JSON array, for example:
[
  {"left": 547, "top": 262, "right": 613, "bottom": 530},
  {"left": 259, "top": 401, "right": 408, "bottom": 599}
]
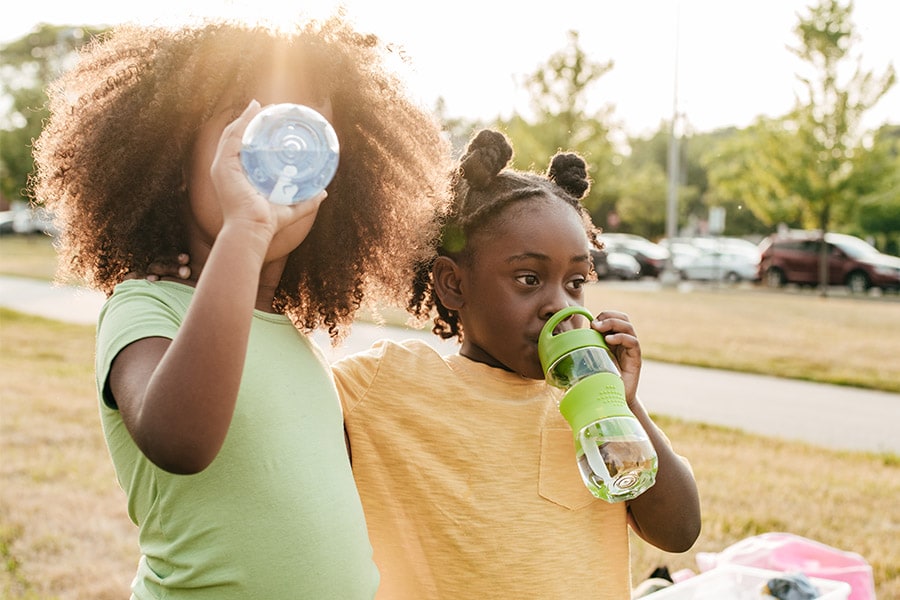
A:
[
  {"left": 0, "top": 235, "right": 60, "bottom": 282},
  {"left": 1, "top": 235, "right": 899, "bottom": 597},
  {"left": 583, "top": 284, "right": 900, "bottom": 393},
  {"left": 1, "top": 310, "right": 897, "bottom": 598}
]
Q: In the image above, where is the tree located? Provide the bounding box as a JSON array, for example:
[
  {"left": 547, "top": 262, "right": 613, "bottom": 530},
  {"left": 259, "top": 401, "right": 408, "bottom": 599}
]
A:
[
  {"left": 689, "top": 127, "right": 768, "bottom": 237},
  {"left": 704, "top": 117, "right": 810, "bottom": 229},
  {"left": 788, "top": 0, "right": 895, "bottom": 290},
  {"left": 618, "top": 125, "right": 693, "bottom": 239},
  {"left": 853, "top": 124, "right": 900, "bottom": 253},
  {"left": 0, "top": 24, "right": 106, "bottom": 205},
  {"left": 496, "top": 31, "right": 620, "bottom": 222},
  {"left": 702, "top": 0, "right": 896, "bottom": 291},
  {"left": 624, "top": 123, "right": 770, "bottom": 239}
]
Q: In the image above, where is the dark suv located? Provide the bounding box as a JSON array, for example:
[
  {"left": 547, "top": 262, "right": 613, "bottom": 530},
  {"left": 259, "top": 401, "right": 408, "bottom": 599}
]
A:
[{"left": 758, "top": 231, "right": 900, "bottom": 293}]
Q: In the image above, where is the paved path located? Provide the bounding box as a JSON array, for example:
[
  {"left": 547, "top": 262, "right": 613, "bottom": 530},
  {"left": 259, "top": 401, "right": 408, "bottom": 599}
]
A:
[{"left": 2, "top": 275, "right": 897, "bottom": 454}]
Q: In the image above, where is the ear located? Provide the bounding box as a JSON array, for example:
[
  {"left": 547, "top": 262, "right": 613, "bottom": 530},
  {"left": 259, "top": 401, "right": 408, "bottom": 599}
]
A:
[{"left": 432, "top": 255, "right": 465, "bottom": 311}]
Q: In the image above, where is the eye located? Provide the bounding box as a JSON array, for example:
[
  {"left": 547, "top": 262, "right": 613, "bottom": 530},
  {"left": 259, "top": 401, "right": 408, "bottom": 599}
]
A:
[
  {"left": 568, "top": 276, "right": 587, "bottom": 291},
  {"left": 515, "top": 273, "right": 540, "bottom": 287}
]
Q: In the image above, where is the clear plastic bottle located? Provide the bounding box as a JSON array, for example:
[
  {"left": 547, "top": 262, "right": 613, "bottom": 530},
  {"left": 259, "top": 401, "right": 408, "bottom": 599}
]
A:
[
  {"left": 240, "top": 103, "right": 340, "bottom": 205},
  {"left": 538, "top": 306, "right": 658, "bottom": 502}
]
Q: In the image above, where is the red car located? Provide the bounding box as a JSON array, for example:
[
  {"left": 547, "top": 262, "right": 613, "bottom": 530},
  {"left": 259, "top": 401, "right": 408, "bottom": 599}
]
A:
[{"left": 758, "top": 231, "right": 900, "bottom": 293}]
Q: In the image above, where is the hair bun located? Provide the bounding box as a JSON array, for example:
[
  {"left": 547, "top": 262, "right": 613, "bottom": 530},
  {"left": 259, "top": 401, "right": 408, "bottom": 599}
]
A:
[
  {"left": 547, "top": 152, "right": 590, "bottom": 199},
  {"left": 459, "top": 129, "right": 513, "bottom": 189}
]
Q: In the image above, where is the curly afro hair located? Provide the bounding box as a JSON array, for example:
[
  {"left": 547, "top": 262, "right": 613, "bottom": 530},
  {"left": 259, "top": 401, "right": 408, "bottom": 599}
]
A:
[
  {"left": 408, "top": 129, "right": 602, "bottom": 342},
  {"left": 32, "top": 15, "right": 452, "bottom": 337}
]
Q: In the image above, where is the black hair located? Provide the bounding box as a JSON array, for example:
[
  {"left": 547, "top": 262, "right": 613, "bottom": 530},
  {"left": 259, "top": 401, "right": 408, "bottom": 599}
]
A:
[
  {"left": 408, "top": 129, "right": 602, "bottom": 341},
  {"left": 32, "top": 17, "right": 451, "bottom": 339}
]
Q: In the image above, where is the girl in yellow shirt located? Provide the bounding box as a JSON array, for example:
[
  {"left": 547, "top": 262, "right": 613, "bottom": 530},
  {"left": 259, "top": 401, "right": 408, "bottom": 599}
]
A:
[{"left": 332, "top": 129, "right": 701, "bottom": 599}]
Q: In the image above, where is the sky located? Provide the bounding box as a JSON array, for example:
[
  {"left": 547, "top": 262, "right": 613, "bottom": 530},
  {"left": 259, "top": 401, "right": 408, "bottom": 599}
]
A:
[{"left": 4, "top": 0, "right": 898, "bottom": 138}]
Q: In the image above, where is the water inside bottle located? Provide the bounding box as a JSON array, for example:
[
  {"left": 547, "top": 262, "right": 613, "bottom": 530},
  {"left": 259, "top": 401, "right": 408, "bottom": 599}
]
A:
[
  {"left": 240, "top": 104, "right": 339, "bottom": 205},
  {"left": 241, "top": 147, "right": 338, "bottom": 205},
  {"left": 575, "top": 418, "right": 658, "bottom": 502},
  {"left": 546, "top": 346, "right": 620, "bottom": 389}
]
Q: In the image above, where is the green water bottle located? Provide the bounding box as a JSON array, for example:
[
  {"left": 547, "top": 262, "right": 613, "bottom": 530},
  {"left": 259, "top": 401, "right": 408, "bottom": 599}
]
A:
[{"left": 538, "top": 306, "right": 658, "bottom": 502}]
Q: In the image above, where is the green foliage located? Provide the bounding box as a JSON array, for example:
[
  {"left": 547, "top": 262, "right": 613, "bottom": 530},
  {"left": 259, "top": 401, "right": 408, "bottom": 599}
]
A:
[
  {"left": 785, "top": 0, "right": 894, "bottom": 232},
  {"left": 614, "top": 159, "right": 667, "bottom": 237},
  {"left": 494, "top": 31, "right": 619, "bottom": 220},
  {"left": 0, "top": 24, "right": 107, "bottom": 205},
  {"left": 700, "top": 0, "right": 897, "bottom": 247},
  {"left": 705, "top": 119, "right": 805, "bottom": 228},
  {"left": 852, "top": 125, "right": 900, "bottom": 251}
]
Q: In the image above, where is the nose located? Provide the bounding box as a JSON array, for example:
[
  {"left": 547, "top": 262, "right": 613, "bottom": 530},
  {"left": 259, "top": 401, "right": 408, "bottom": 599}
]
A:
[{"left": 540, "top": 294, "right": 577, "bottom": 330}]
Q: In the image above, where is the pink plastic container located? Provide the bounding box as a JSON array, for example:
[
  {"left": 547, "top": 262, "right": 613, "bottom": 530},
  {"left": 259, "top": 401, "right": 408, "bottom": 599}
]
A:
[{"left": 695, "top": 533, "right": 874, "bottom": 600}]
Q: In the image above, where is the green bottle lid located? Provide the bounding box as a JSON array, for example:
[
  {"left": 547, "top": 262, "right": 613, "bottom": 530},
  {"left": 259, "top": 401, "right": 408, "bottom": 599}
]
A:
[{"left": 538, "top": 306, "right": 610, "bottom": 376}]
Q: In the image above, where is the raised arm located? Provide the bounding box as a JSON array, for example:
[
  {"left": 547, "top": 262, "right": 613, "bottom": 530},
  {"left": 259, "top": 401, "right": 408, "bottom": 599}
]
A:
[
  {"left": 106, "top": 100, "right": 326, "bottom": 474},
  {"left": 594, "top": 311, "right": 702, "bottom": 552}
]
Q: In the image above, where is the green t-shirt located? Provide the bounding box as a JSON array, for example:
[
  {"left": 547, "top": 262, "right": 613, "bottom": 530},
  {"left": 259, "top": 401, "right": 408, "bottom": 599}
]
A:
[{"left": 95, "top": 280, "right": 378, "bottom": 599}]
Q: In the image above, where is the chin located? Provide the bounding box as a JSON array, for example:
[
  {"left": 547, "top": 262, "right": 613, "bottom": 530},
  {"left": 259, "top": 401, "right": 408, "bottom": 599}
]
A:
[{"left": 514, "top": 361, "right": 546, "bottom": 381}]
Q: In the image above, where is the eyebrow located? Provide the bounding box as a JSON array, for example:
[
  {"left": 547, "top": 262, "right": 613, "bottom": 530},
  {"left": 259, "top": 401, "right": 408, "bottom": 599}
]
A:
[{"left": 505, "top": 252, "right": 591, "bottom": 264}]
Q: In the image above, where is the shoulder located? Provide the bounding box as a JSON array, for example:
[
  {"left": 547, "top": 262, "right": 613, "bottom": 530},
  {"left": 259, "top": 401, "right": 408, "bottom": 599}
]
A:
[
  {"left": 332, "top": 338, "right": 450, "bottom": 410},
  {"left": 333, "top": 338, "right": 446, "bottom": 377},
  {"left": 100, "top": 280, "right": 193, "bottom": 321},
  {"left": 97, "top": 281, "right": 193, "bottom": 366}
]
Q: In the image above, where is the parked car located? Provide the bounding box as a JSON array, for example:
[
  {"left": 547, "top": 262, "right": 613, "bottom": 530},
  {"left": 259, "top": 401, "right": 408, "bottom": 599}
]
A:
[
  {"left": 691, "top": 236, "right": 760, "bottom": 260},
  {"left": 657, "top": 238, "right": 704, "bottom": 271},
  {"left": 660, "top": 236, "right": 760, "bottom": 267},
  {"left": 600, "top": 233, "right": 670, "bottom": 278},
  {"left": 678, "top": 249, "right": 760, "bottom": 283},
  {"left": 0, "top": 210, "right": 15, "bottom": 235},
  {"left": 758, "top": 231, "right": 900, "bottom": 293},
  {"left": 11, "top": 206, "right": 58, "bottom": 236},
  {"left": 591, "top": 248, "right": 641, "bottom": 280}
]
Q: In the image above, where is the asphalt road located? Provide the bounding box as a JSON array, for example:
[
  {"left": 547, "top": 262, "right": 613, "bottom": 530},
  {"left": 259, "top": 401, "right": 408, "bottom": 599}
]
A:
[{"left": 2, "top": 275, "right": 897, "bottom": 454}]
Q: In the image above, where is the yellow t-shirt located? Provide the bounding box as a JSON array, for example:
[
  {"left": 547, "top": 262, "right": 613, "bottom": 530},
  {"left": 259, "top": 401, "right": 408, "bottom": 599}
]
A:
[{"left": 333, "top": 339, "right": 631, "bottom": 599}]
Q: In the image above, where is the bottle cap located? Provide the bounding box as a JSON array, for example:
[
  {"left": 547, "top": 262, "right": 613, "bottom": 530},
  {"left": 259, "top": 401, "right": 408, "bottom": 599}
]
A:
[
  {"left": 538, "top": 306, "right": 610, "bottom": 377},
  {"left": 240, "top": 103, "right": 340, "bottom": 204}
]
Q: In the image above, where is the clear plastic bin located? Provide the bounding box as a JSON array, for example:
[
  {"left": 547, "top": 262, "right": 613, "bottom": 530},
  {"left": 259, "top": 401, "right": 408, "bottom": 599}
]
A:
[{"left": 641, "top": 564, "right": 851, "bottom": 600}]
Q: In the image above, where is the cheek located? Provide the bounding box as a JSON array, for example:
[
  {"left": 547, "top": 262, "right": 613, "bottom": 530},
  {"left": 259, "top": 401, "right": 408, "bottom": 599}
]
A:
[
  {"left": 266, "top": 212, "right": 320, "bottom": 261},
  {"left": 186, "top": 189, "right": 224, "bottom": 244}
]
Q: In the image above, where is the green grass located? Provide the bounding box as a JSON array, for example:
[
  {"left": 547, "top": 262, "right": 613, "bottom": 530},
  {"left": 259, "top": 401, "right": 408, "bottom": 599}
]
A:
[
  {"left": 1, "top": 237, "right": 898, "bottom": 596},
  {"left": 1, "top": 309, "right": 896, "bottom": 598},
  {"left": 583, "top": 284, "right": 900, "bottom": 393},
  {"left": 0, "top": 235, "right": 60, "bottom": 282}
]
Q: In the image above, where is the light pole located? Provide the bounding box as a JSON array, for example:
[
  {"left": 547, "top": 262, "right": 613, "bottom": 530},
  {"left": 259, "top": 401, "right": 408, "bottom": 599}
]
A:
[{"left": 660, "top": 3, "right": 682, "bottom": 287}]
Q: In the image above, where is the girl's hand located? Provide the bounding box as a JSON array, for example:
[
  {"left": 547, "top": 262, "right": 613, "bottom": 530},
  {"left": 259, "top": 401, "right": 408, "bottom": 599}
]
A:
[
  {"left": 211, "top": 100, "right": 326, "bottom": 247},
  {"left": 142, "top": 253, "right": 192, "bottom": 282},
  {"left": 591, "top": 310, "right": 641, "bottom": 402}
]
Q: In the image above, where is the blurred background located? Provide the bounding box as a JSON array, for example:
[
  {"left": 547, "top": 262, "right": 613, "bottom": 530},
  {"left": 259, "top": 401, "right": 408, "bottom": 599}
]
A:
[
  {"left": 2, "top": 0, "right": 899, "bottom": 266},
  {"left": 1, "top": 2, "right": 899, "bottom": 598}
]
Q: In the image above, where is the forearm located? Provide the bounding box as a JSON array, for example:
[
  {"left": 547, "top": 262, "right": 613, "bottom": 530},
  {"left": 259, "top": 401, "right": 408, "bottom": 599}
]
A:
[
  {"left": 625, "top": 396, "right": 702, "bottom": 552},
  {"left": 135, "top": 222, "right": 271, "bottom": 472}
]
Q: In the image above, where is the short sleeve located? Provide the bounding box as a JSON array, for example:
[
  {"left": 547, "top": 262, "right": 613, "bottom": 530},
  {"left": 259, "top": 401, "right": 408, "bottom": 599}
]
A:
[
  {"left": 331, "top": 340, "right": 391, "bottom": 414},
  {"left": 95, "top": 281, "right": 186, "bottom": 408}
]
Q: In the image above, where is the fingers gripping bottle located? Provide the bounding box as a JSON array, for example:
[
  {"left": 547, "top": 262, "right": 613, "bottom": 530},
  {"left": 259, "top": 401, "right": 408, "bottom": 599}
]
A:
[
  {"left": 538, "top": 306, "right": 658, "bottom": 502},
  {"left": 240, "top": 103, "right": 340, "bottom": 205}
]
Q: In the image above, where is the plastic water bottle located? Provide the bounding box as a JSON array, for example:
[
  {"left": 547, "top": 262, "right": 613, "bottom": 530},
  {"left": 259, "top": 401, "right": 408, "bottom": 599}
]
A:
[
  {"left": 240, "top": 103, "right": 339, "bottom": 205},
  {"left": 538, "top": 306, "right": 658, "bottom": 502}
]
